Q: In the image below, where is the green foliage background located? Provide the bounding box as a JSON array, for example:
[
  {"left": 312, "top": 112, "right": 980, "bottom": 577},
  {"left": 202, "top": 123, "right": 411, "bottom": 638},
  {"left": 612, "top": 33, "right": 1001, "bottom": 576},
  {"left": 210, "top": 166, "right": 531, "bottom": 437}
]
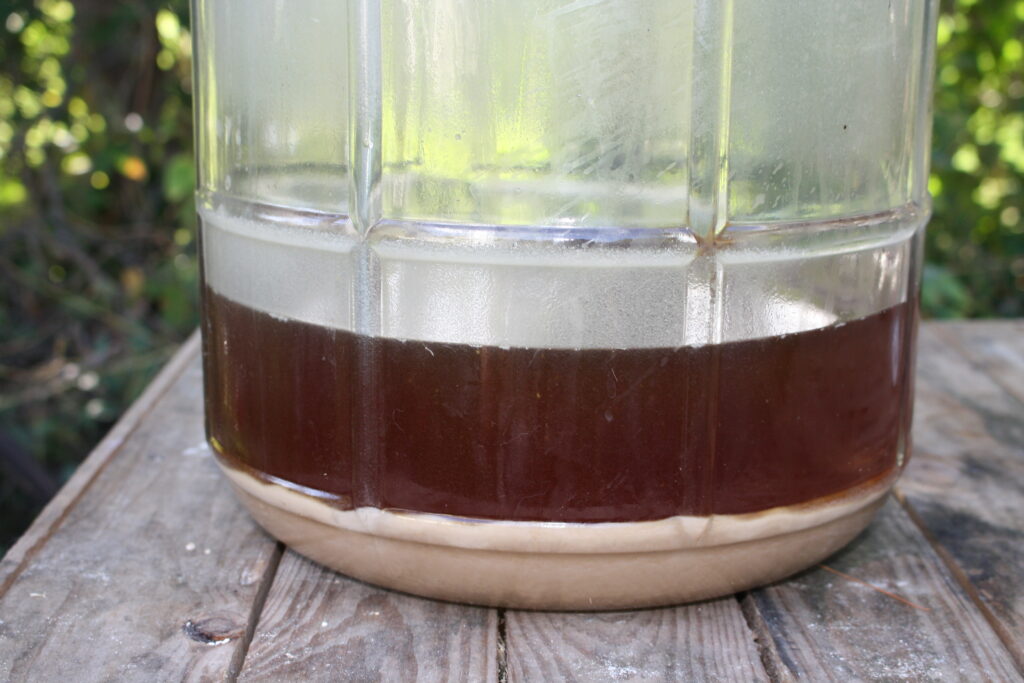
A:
[{"left": 0, "top": 0, "right": 1021, "bottom": 550}]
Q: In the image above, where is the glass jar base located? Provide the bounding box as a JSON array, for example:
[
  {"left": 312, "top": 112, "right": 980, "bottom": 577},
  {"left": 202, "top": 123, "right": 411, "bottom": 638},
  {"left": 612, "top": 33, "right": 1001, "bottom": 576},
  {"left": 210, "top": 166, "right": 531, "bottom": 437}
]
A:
[{"left": 219, "top": 462, "right": 892, "bottom": 610}]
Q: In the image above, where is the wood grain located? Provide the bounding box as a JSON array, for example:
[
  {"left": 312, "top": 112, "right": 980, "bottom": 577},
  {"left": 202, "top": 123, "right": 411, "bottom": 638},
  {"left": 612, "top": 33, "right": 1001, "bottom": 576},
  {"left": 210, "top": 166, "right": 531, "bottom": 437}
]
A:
[
  {"left": 3, "top": 321, "right": 1024, "bottom": 681},
  {"left": 238, "top": 550, "right": 497, "bottom": 682},
  {"left": 743, "top": 498, "right": 1020, "bottom": 681},
  {"left": 935, "top": 320, "right": 1024, "bottom": 404},
  {"left": 505, "top": 599, "right": 768, "bottom": 682},
  {"left": 898, "top": 323, "right": 1024, "bottom": 667},
  {"left": 0, "top": 349, "right": 281, "bottom": 682},
  {"left": 0, "top": 331, "right": 201, "bottom": 595}
]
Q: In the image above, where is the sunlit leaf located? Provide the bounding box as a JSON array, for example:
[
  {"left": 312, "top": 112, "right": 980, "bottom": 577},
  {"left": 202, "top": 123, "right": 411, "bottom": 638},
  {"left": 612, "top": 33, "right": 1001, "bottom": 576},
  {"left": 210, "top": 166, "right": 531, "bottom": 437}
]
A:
[
  {"left": 0, "top": 176, "right": 26, "bottom": 206},
  {"left": 118, "top": 155, "right": 147, "bottom": 181}
]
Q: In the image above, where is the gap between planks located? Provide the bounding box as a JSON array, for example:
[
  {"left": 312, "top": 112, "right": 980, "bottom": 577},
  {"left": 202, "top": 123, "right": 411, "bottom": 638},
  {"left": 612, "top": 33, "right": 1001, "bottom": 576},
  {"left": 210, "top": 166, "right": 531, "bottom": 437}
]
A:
[
  {"left": 896, "top": 492, "right": 1024, "bottom": 674},
  {"left": 227, "top": 542, "right": 286, "bottom": 682},
  {"left": 0, "top": 343, "right": 288, "bottom": 681},
  {"left": 497, "top": 608, "right": 508, "bottom": 683},
  {"left": 895, "top": 322, "right": 1024, "bottom": 673},
  {"left": 738, "top": 593, "right": 791, "bottom": 683},
  {"left": 8, "top": 322, "right": 1021, "bottom": 680},
  {"left": 235, "top": 550, "right": 499, "bottom": 681},
  {"left": 738, "top": 497, "right": 1019, "bottom": 680},
  {"left": 0, "top": 330, "right": 202, "bottom": 597},
  {"left": 502, "top": 596, "right": 770, "bottom": 681}
]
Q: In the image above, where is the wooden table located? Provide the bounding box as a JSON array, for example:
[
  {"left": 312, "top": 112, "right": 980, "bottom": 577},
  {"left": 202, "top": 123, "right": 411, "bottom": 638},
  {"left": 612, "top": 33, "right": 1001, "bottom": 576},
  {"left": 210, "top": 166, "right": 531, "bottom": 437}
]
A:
[{"left": 1, "top": 322, "right": 1022, "bottom": 681}]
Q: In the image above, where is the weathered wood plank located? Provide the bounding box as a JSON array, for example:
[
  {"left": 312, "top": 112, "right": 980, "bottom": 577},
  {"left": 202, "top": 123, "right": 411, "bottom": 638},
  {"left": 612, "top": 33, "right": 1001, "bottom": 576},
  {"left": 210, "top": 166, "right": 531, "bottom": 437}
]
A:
[
  {"left": 0, "top": 349, "right": 281, "bottom": 682},
  {"left": 4, "top": 321, "right": 1024, "bottom": 681},
  {"left": 743, "top": 498, "right": 1019, "bottom": 680},
  {"left": 897, "top": 323, "right": 1024, "bottom": 667},
  {"left": 0, "top": 332, "right": 200, "bottom": 595},
  {"left": 238, "top": 550, "right": 497, "bottom": 682},
  {"left": 934, "top": 320, "right": 1024, "bottom": 404},
  {"left": 505, "top": 599, "right": 768, "bottom": 682}
]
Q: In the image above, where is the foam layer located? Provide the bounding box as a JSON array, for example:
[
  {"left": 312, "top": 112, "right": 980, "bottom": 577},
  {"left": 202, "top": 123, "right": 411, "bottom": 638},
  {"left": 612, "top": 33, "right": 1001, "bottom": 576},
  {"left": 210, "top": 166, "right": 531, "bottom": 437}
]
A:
[
  {"left": 219, "top": 462, "right": 893, "bottom": 609},
  {"left": 200, "top": 199, "right": 922, "bottom": 349}
]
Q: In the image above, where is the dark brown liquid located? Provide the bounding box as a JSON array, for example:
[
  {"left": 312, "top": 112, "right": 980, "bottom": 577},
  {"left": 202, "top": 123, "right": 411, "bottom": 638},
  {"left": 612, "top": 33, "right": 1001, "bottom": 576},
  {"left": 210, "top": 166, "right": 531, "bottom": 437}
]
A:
[{"left": 202, "top": 286, "right": 915, "bottom": 523}]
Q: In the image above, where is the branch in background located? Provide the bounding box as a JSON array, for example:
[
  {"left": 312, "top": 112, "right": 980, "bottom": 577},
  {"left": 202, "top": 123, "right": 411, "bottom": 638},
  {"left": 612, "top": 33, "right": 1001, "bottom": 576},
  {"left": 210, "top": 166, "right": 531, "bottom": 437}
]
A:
[
  {"left": 0, "top": 345, "right": 175, "bottom": 413},
  {"left": 0, "top": 431, "right": 59, "bottom": 504}
]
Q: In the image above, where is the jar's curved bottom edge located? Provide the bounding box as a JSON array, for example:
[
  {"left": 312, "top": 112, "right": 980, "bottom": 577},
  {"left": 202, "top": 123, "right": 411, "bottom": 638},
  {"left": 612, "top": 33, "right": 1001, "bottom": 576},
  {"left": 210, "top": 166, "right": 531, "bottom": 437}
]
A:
[{"left": 219, "top": 462, "right": 891, "bottom": 610}]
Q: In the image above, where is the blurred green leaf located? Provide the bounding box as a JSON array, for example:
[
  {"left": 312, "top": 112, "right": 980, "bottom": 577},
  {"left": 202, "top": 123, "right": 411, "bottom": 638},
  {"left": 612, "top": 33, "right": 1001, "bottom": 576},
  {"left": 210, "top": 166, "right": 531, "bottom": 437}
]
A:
[
  {"left": 0, "top": 0, "right": 195, "bottom": 553},
  {"left": 926, "top": 0, "right": 1024, "bottom": 318},
  {"left": 162, "top": 152, "right": 194, "bottom": 203},
  {"left": 922, "top": 263, "right": 973, "bottom": 318}
]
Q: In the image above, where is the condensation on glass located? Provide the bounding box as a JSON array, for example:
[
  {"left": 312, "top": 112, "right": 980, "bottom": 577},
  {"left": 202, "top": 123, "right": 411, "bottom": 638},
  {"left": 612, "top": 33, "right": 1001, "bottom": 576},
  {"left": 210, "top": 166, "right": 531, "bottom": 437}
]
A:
[{"left": 193, "top": 0, "right": 938, "bottom": 609}]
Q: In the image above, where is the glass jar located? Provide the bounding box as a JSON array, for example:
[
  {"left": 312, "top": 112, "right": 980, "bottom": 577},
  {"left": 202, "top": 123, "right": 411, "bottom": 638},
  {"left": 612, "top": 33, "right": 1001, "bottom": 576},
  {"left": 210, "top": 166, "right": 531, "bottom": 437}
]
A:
[{"left": 193, "top": 0, "right": 938, "bottom": 609}]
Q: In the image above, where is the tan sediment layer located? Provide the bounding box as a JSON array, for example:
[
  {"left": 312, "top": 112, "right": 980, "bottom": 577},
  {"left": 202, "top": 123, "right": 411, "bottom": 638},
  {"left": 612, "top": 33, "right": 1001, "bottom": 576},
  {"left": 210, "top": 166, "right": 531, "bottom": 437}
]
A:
[{"left": 220, "top": 463, "right": 893, "bottom": 610}]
